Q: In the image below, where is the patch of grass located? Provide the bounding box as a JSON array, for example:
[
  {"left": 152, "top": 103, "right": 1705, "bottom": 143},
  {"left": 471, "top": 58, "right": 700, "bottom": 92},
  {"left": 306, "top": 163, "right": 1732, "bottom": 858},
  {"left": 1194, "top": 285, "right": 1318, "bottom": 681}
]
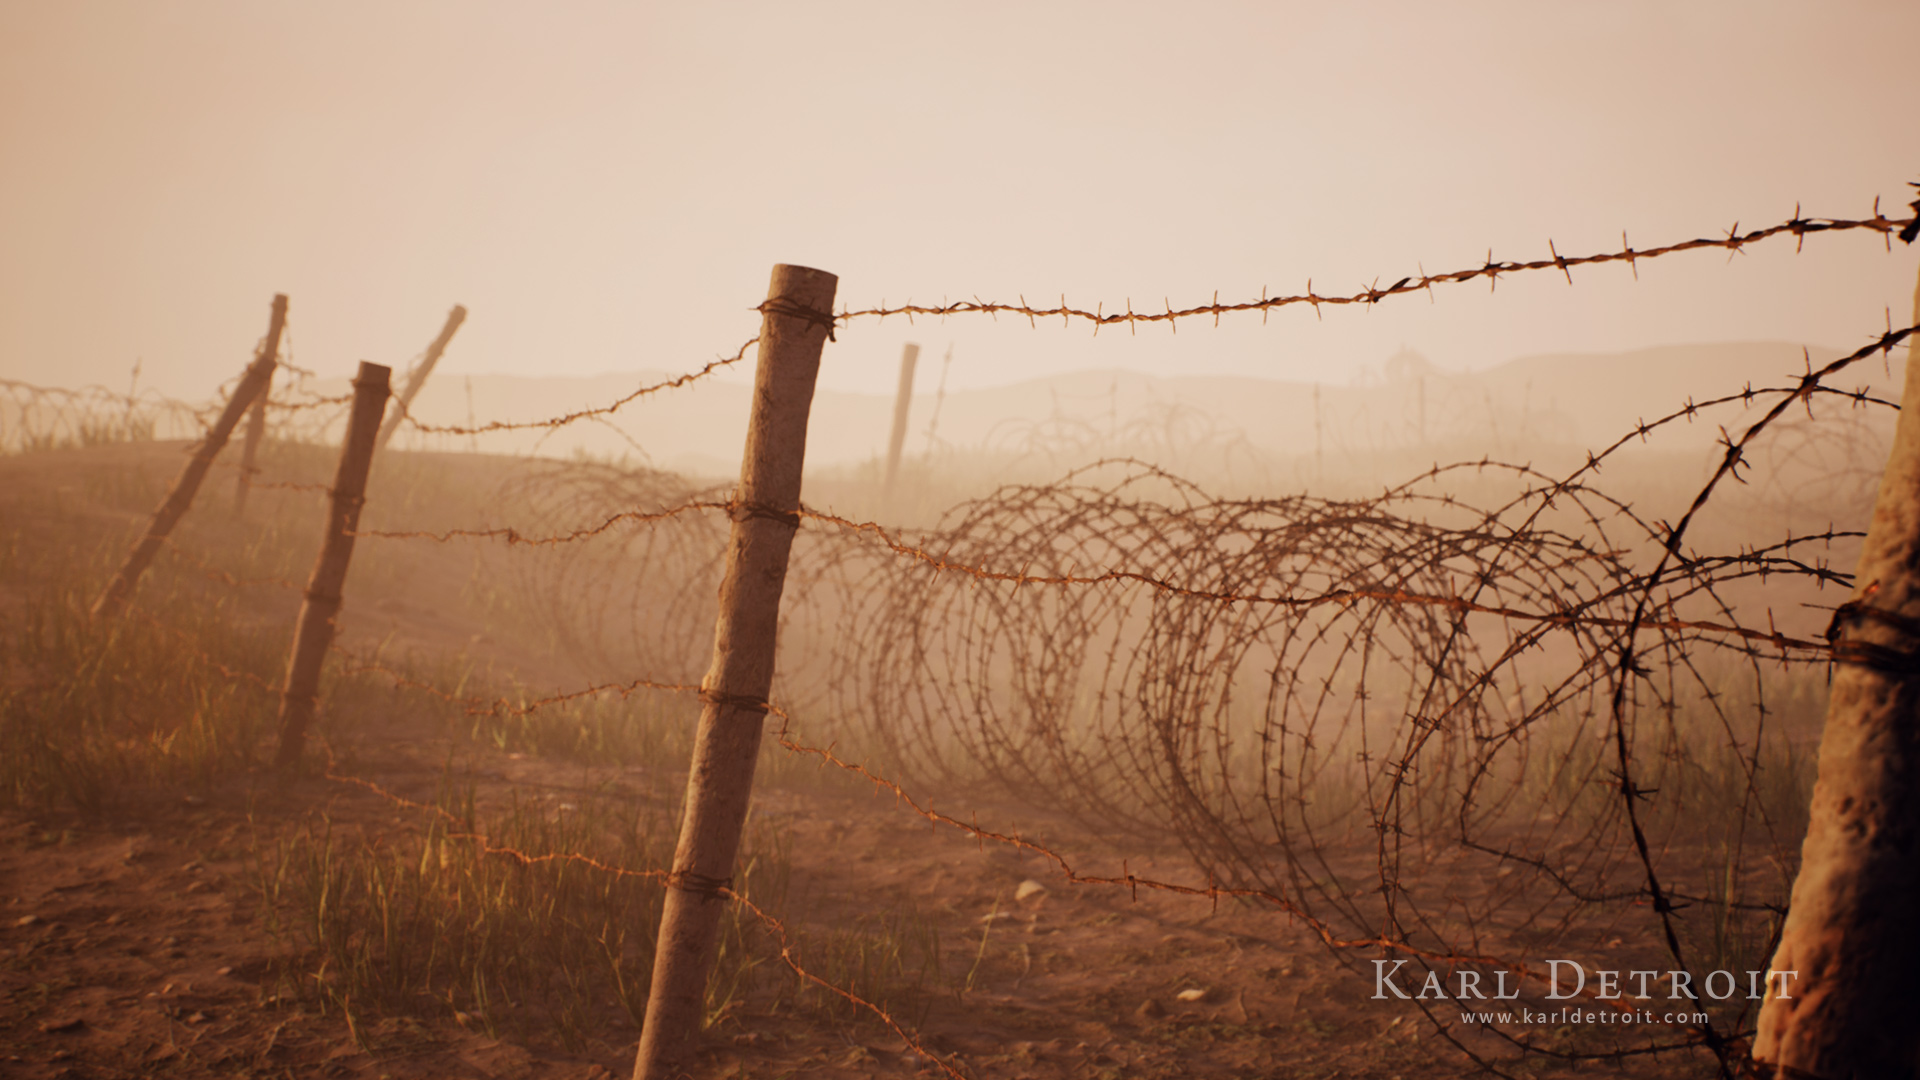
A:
[
  {"left": 251, "top": 777, "right": 944, "bottom": 1049},
  {"left": 464, "top": 682, "right": 703, "bottom": 769},
  {"left": 0, "top": 579, "right": 286, "bottom": 812},
  {"left": 776, "top": 902, "right": 945, "bottom": 1028},
  {"left": 254, "top": 782, "right": 695, "bottom": 1050}
]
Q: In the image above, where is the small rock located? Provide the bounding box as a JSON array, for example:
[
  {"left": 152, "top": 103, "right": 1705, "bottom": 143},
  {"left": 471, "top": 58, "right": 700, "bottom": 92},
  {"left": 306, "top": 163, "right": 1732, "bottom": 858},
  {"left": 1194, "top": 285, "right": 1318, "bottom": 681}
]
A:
[
  {"left": 38, "top": 1017, "right": 85, "bottom": 1034},
  {"left": 185, "top": 1011, "right": 209, "bottom": 1024},
  {"left": 216, "top": 966, "right": 232, "bottom": 977},
  {"left": 1014, "top": 879, "right": 1049, "bottom": 902},
  {"left": 1135, "top": 998, "right": 1166, "bottom": 1020},
  {"left": 13, "top": 915, "right": 39, "bottom": 928},
  {"left": 182, "top": 795, "right": 206, "bottom": 808},
  {"left": 1176, "top": 987, "right": 1209, "bottom": 1003}
]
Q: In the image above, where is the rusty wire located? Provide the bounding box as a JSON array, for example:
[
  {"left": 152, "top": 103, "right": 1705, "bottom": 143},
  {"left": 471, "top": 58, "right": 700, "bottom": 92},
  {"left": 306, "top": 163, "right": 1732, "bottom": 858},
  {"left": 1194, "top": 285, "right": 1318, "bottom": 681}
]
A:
[
  {"left": 317, "top": 761, "right": 970, "bottom": 1079},
  {"left": 375, "top": 331, "right": 1902, "bottom": 1074},
  {"left": 0, "top": 377, "right": 207, "bottom": 453},
  {"left": 21, "top": 193, "right": 1918, "bottom": 1076},
  {"left": 832, "top": 209, "right": 1910, "bottom": 333},
  {"left": 386, "top": 335, "right": 762, "bottom": 438},
  {"left": 291, "top": 329, "right": 1909, "bottom": 1076},
  {"left": 373, "top": 205, "right": 1914, "bottom": 443}
]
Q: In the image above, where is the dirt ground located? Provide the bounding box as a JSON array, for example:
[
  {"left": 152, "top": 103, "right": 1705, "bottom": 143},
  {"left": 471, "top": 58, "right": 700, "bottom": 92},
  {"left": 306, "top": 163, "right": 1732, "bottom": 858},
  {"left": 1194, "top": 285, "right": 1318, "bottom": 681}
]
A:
[
  {"left": 0, "top": 442, "right": 1733, "bottom": 1079},
  {"left": 0, "top": 757, "right": 1455, "bottom": 1080}
]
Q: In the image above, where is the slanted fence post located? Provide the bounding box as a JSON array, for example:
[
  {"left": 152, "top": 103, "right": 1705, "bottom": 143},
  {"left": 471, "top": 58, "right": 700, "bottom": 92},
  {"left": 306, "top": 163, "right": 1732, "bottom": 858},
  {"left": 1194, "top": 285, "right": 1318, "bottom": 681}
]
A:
[
  {"left": 376, "top": 304, "right": 468, "bottom": 451},
  {"left": 271, "top": 361, "right": 391, "bottom": 771},
  {"left": 1752, "top": 260, "right": 1920, "bottom": 1075},
  {"left": 633, "top": 264, "right": 837, "bottom": 1080},
  {"left": 881, "top": 342, "right": 919, "bottom": 505},
  {"left": 91, "top": 293, "right": 286, "bottom": 621}
]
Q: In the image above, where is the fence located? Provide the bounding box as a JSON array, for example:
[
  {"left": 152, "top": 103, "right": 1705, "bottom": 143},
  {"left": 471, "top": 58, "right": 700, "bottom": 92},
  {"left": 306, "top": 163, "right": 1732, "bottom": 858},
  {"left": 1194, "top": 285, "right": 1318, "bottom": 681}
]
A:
[{"left": 5, "top": 193, "right": 1918, "bottom": 1079}]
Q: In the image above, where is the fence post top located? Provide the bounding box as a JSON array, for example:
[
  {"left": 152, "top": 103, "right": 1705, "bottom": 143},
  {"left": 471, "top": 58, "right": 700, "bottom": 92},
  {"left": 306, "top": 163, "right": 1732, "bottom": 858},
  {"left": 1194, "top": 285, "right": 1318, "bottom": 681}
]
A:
[
  {"left": 770, "top": 264, "right": 837, "bottom": 287},
  {"left": 353, "top": 361, "right": 392, "bottom": 389}
]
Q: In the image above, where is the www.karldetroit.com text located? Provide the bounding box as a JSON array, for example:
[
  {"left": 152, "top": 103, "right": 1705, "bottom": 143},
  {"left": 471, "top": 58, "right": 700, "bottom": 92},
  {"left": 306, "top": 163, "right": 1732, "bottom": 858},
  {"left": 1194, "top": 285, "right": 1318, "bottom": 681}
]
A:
[
  {"left": 1458, "top": 1007, "right": 1713, "bottom": 1026},
  {"left": 1372, "top": 960, "right": 1797, "bottom": 1002}
]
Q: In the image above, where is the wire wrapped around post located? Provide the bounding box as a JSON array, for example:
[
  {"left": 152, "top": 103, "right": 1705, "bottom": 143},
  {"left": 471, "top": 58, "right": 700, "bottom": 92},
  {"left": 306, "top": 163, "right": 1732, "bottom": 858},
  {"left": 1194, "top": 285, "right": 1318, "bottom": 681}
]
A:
[
  {"left": 633, "top": 264, "right": 837, "bottom": 1080},
  {"left": 271, "top": 361, "right": 391, "bottom": 770}
]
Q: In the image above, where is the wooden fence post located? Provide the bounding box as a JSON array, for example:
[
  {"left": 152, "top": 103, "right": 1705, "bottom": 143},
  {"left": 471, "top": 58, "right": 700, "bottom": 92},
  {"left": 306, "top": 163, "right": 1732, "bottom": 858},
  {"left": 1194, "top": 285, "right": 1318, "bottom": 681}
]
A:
[
  {"left": 881, "top": 342, "right": 919, "bottom": 504},
  {"left": 376, "top": 304, "right": 467, "bottom": 451},
  {"left": 271, "top": 362, "right": 391, "bottom": 771},
  {"left": 1751, "top": 260, "right": 1920, "bottom": 1075},
  {"left": 633, "top": 264, "right": 837, "bottom": 1080},
  {"left": 91, "top": 293, "right": 287, "bottom": 621}
]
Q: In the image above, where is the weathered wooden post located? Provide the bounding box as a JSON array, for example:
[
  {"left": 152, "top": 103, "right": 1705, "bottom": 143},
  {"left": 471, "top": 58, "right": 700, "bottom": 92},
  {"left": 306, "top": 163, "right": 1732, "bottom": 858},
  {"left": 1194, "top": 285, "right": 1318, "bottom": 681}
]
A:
[
  {"left": 881, "top": 342, "right": 919, "bottom": 504},
  {"left": 1751, "top": 260, "right": 1920, "bottom": 1076},
  {"left": 633, "top": 265, "right": 836, "bottom": 1080},
  {"left": 271, "top": 362, "right": 391, "bottom": 771},
  {"left": 376, "top": 304, "right": 467, "bottom": 451},
  {"left": 92, "top": 293, "right": 286, "bottom": 620}
]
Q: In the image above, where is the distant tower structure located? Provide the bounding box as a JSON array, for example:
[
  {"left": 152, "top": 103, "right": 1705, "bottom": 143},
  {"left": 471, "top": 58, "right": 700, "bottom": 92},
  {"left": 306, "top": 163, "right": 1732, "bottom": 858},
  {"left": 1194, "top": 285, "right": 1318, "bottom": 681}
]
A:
[
  {"left": 1313, "top": 382, "right": 1324, "bottom": 479},
  {"left": 882, "top": 343, "right": 920, "bottom": 505},
  {"left": 1384, "top": 346, "right": 1434, "bottom": 447}
]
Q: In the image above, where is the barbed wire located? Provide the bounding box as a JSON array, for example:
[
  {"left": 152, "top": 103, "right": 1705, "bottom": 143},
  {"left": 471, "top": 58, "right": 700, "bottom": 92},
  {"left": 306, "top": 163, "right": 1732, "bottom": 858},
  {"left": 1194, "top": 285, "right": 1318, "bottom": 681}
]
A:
[
  {"left": 385, "top": 336, "right": 762, "bottom": 438},
  {"left": 20, "top": 193, "right": 1918, "bottom": 1076},
  {"left": 315, "top": 757, "right": 970, "bottom": 1079},
  {"left": 835, "top": 209, "right": 1912, "bottom": 332},
  {"left": 11, "top": 205, "right": 1902, "bottom": 460},
  {"left": 328, "top": 646, "right": 704, "bottom": 720},
  {"left": 379, "top": 204, "right": 1910, "bottom": 440},
  {"left": 339, "top": 340, "right": 1909, "bottom": 673},
  {"left": 312, "top": 663, "right": 1718, "bottom": 1072},
  {"left": 1581, "top": 323, "right": 1912, "bottom": 1071},
  {"left": 0, "top": 376, "right": 207, "bottom": 452}
]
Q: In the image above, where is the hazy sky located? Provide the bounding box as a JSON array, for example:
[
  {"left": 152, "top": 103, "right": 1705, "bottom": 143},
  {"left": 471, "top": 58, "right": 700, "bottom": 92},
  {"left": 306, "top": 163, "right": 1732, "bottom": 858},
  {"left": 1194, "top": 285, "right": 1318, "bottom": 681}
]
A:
[{"left": 2, "top": 1, "right": 1915, "bottom": 399}]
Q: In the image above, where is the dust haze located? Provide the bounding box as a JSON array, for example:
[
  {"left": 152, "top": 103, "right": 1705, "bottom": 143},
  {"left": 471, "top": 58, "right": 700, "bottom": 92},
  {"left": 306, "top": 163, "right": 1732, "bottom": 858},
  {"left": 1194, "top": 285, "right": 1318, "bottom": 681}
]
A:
[{"left": 2, "top": 2, "right": 1917, "bottom": 1078}]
